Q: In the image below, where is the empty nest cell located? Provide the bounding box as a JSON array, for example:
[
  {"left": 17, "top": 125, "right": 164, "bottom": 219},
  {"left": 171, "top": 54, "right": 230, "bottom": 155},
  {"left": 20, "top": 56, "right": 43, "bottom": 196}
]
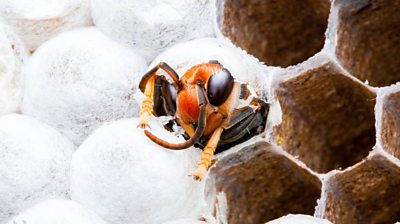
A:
[
  {"left": 381, "top": 90, "right": 400, "bottom": 159},
  {"left": 220, "top": 0, "right": 330, "bottom": 67},
  {"left": 207, "top": 141, "right": 322, "bottom": 224},
  {"left": 335, "top": 0, "right": 400, "bottom": 87},
  {"left": 322, "top": 154, "right": 400, "bottom": 224},
  {"left": 273, "top": 61, "right": 376, "bottom": 173}
]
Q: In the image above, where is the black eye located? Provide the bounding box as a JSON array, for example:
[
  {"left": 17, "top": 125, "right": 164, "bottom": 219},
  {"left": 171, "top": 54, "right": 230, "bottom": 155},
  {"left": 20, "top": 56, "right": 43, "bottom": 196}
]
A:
[{"left": 207, "top": 68, "right": 234, "bottom": 106}]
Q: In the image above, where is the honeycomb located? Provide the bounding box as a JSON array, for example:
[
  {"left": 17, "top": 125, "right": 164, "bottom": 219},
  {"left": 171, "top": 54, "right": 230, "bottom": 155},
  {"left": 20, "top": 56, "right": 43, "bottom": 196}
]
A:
[
  {"left": 0, "top": 0, "right": 400, "bottom": 224},
  {"left": 206, "top": 0, "right": 400, "bottom": 223}
]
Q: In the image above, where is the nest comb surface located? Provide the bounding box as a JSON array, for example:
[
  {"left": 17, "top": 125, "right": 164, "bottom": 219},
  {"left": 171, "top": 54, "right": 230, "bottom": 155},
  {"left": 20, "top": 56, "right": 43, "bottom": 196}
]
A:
[
  {"left": 1, "top": 0, "right": 399, "bottom": 223},
  {"left": 207, "top": 0, "right": 400, "bottom": 223}
]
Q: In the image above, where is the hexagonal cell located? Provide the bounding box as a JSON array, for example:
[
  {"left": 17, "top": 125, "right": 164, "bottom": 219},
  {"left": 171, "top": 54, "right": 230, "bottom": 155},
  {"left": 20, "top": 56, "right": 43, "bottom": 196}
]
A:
[
  {"left": 206, "top": 141, "right": 322, "bottom": 224},
  {"left": 219, "top": 0, "right": 330, "bottom": 67},
  {"left": 335, "top": 0, "right": 400, "bottom": 87},
  {"left": 273, "top": 61, "right": 376, "bottom": 173},
  {"left": 380, "top": 89, "right": 400, "bottom": 159},
  {"left": 320, "top": 154, "right": 400, "bottom": 224}
]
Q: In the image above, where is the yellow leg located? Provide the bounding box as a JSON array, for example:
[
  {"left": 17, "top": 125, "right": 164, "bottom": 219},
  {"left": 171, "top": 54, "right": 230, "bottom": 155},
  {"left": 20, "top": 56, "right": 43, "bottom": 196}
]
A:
[
  {"left": 190, "top": 127, "right": 224, "bottom": 181},
  {"left": 138, "top": 76, "right": 155, "bottom": 128}
]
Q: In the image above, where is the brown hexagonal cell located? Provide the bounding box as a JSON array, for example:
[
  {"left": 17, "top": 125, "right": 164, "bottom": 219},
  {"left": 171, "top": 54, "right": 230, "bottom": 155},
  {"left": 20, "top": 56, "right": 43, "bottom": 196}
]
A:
[
  {"left": 335, "top": 0, "right": 400, "bottom": 87},
  {"left": 321, "top": 154, "right": 400, "bottom": 224},
  {"left": 206, "top": 141, "right": 322, "bottom": 224},
  {"left": 381, "top": 89, "right": 400, "bottom": 159},
  {"left": 273, "top": 61, "right": 376, "bottom": 173},
  {"left": 220, "top": 0, "right": 330, "bottom": 67}
]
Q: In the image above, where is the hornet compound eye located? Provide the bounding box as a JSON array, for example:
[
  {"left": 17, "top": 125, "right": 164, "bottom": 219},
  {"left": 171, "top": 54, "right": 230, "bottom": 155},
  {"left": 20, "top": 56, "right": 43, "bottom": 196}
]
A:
[{"left": 207, "top": 68, "right": 234, "bottom": 106}]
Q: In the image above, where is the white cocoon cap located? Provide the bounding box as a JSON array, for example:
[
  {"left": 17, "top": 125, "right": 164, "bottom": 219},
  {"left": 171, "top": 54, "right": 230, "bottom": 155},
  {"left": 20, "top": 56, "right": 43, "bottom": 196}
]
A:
[
  {"left": 7, "top": 199, "right": 108, "bottom": 224},
  {"left": 0, "top": 0, "right": 92, "bottom": 51},
  {"left": 70, "top": 118, "right": 205, "bottom": 224},
  {"left": 21, "top": 27, "right": 147, "bottom": 145},
  {"left": 91, "top": 0, "right": 216, "bottom": 61},
  {"left": 0, "top": 114, "right": 75, "bottom": 223},
  {"left": 0, "top": 22, "right": 27, "bottom": 116}
]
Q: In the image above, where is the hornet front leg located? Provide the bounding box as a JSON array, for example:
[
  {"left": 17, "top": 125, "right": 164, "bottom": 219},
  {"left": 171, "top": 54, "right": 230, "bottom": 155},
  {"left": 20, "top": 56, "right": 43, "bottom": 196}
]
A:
[
  {"left": 138, "top": 62, "right": 180, "bottom": 129},
  {"left": 138, "top": 75, "right": 155, "bottom": 128}
]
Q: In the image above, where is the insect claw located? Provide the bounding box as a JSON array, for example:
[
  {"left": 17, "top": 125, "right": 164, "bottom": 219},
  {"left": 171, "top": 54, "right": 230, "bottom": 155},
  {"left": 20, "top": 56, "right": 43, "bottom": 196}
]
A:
[
  {"left": 187, "top": 173, "right": 200, "bottom": 181},
  {"left": 137, "top": 122, "right": 150, "bottom": 129},
  {"left": 189, "top": 166, "right": 207, "bottom": 181},
  {"left": 210, "top": 158, "right": 219, "bottom": 167},
  {"left": 189, "top": 173, "right": 203, "bottom": 181},
  {"left": 193, "top": 176, "right": 202, "bottom": 181}
]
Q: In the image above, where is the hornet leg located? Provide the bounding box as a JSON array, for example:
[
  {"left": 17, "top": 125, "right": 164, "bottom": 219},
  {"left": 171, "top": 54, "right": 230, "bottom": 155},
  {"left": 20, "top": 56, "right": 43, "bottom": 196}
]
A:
[
  {"left": 190, "top": 126, "right": 224, "bottom": 181},
  {"left": 138, "top": 62, "right": 180, "bottom": 93},
  {"left": 138, "top": 62, "right": 180, "bottom": 129},
  {"left": 138, "top": 75, "right": 156, "bottom": 128}
]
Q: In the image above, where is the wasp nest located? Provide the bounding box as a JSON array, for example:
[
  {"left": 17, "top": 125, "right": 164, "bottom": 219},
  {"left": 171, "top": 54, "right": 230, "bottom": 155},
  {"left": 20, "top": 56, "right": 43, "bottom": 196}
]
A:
[
  {"left": 1, "top": 0, "right": 400, "bottom": 224},
  {"left": 205, "top": 0, "right": 400, "bottom": 223}
]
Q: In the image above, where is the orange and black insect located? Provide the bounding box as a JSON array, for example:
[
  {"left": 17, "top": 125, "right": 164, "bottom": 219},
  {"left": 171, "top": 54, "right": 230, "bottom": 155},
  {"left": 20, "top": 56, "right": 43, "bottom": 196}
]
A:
[{"left": 138, "top": 61, "right": 269, "bottom": 180}]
